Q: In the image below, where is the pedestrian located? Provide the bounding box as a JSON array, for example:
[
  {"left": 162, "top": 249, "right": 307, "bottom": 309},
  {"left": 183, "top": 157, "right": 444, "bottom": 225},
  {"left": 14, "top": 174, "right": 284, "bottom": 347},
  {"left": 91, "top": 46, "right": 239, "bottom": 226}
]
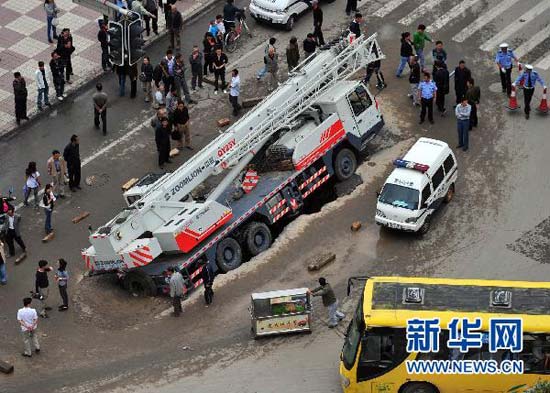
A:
[
  {"left": 97, "top": 22, "right": 110, "bottom": 72},
  {"left": 155, "top": 117, "right": 172, "bottom": 168},
  {"left": 454, "top": 60, "right": 471, "bottom": 105},
  {"left": 141, "top": 56, "right": 154, "bottom": 102},
  {"left": 1, "top": 207, "right": 26, "bottom": 257},
  {"left": 418, "top": 71, "right": 437, "bottom": 125},
  {"left": 215, "top": 14, "right": 226, "bottom": 43},
  {"left": 56, "top": 28, "right": 75, "bottom": 84},
  {"left": 55, "top": 258, "right": 69, "bottom": 311},
  {"left": 129, "top": 62, "right": 138, "bottom": 99},
  {"left": 44, "top": 0, "right": 59, "bottom": 43},
  {"left": 433, "top": 61, "right": 449, "bottom": 116},
  {"left": 93, "top": 82, "right": 108, "bottom": 135},
  {"left": 495, "top": 43, "right": 518, "bottom": 96},
  {"left": 0, "top": 239, "right": 7, "bottom": 285},
  {"left": 514, "top": 64, "right": 545, "bottom": 120},
  {"left": 365, "top": 59, "right": 386, "bottom": 89},
  {"left": 151, "top": 106, "right": 168, "bottom": 129},
  {"left": 168, "top": 4, "right": 183, "bottom": 51},
  {"left": 200, "top": 260, "right": 214, "bottom": 306},
  {"left": 163, "top": 50, "right": 176, "bottom": 93},
  {"left": 208, "top": 19, "right": 220, "bottom": 42},
  {"left": 465, "top": 78, "right": 480, "bottom": 130},
  {"left": 229, "top": 68, "right": 241, "bottom": 116},
  {"left": 114, "top": 63, "right": 128, "bottom": 97},
  {"left": 35, "top": 260, "right": 54, "bottom": 318},
  {"left": 154, "top": 83, "right": 166, "bottom": 109},
  {"left": 345, "top": 0, "right": 357, "bottom": 17},
  {"left": 348, "top": 13, "right": 363, "bottom": 38},
  {"left": 310, "top": 277, "right": 345, "bottom": 328},
  {"left": 131, "top": 0, "right": 156, "bottom": 22},
  {"left": 162, "top": 0, "right": 176, "bottom": 26},
  {"left": 174, "top": 53, "right": 196, "bottom": 104},
  {"left": 409, "top": 55, "right": 421, "bottom": 106},
  {"left": 35, "top": 61, "right": 52, "bottom": 111},
  {"left": 312, "top": 0, "right": 324, "bottom": 46},
  {"left": 413, "top": 24, "right": 432, "bottom": 70},
  {"left": 203, "top": 33, "right": 216, "bottom": 76},
  {"left": 455, "top": 96, "right": 471, "bottom": 152},
  {"left": 165, "top": 86, "right": 179, "bottom": 114},
  {"left": 213, "top": 47, "right": 228, "bottom": 95},
  {"left": 17, "top": 297, "right": 40, "bottom": 357},
  {"left": 13, "top": 72, "right": 29, "bottom": 126},
  {"left": 257, "top": 37, "right": 277, "bottom": 81},
  {"left": 63, "top": 134, "right": 81, "bottom": 192},
  {"left": 431, "top": 40, "right": 447, "bottom": 72},
  {"left": 303, "top": 33, "right": 316, "bottom": 59},
  {"left": 166, "top": 267, "right": 184, "bottom": 316},
  {"left": 189, "top": 46, "right": 204, "bottom": 91},
  {"left": 50, "top": 51, "right": 65, "bottom": 101},
  {"left": 172, "top": 100, "right": 192, "bottom": 150},
  {"left": 46, "top": 150, "right": 67, "bottom": 198},
  {"left": 223, "top": 0, "right": 244, "bottom": 32},
  {"left": 24, "top": 162, "right": 41, "bottom": 208},
  {"left": 265, "top": 47, "right": 279, "bottom": 92},
  {"left": 42, "top": 184, "right": 55, "bottom": 235},
  {"left": 144, "top": 0, "right": 159, "bottom": 36},
  {"left": 286, "top": 37, "right": 300, "bottom": 73},
  {"left": 396, "top": 32, "right": 414, "bottom": 78}
]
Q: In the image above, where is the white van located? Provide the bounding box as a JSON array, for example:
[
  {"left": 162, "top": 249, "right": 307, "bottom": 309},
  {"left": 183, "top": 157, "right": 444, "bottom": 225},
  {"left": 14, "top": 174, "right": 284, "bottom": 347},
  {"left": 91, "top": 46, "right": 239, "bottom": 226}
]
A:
[
  {"left": 375, "top": 137, "right": 458, "bottom": 234},
  {"left": 248, "top": 0, "right": 311, "bottom": 31}
]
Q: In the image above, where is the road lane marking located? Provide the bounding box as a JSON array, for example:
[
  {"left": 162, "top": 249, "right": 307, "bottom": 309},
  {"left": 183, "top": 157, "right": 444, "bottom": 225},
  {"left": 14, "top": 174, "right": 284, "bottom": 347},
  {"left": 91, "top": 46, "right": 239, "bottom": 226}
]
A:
[
  {"left": 452, "top": 0, "right": 519, "bottom": 43},
  {"left": 398, "top": 0, "right": 442, "bottom": 26},
  {"left": 514, "top": 24, "right": 550, "bottom": 59},
  {"left": 427, "top": 0, "right": 482, "bottom": 33},
  {"left": 534, "top": 50, "right": 550, "bottom": 70},
  {"left": 373, "top": 0, "right": 409, "bottom": 18},
  {"left": 479, "top": 1, "right": 550, "bottom": 51}
]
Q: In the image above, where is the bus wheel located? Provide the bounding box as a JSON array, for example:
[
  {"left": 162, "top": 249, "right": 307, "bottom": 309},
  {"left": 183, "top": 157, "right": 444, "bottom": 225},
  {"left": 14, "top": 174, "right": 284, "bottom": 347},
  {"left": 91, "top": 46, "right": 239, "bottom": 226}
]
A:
[
  {"left": 216, "top": 237, "right": 242, "bottom": 273},
  {"left": 334, "top": 148, "right": 357, "bottom": 182},
  {"left": 401, "top": 382, "right": 438, "bottom": 393},
  {"left": 123, "top": 270, "right": 157, "bottom": 297},
  {"left": 444, "top": 183, "right": 455, "bottom": 203},
  {"left": 244, "top": 222, "right": 272, "bottom": 256}
]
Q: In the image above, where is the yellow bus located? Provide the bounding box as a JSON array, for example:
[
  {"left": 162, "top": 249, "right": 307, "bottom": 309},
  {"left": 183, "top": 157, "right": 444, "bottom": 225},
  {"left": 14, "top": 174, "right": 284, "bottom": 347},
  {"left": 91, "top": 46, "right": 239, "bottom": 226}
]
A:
[{"left": 339, "top": 276, "right": 550, "bottom": 393}]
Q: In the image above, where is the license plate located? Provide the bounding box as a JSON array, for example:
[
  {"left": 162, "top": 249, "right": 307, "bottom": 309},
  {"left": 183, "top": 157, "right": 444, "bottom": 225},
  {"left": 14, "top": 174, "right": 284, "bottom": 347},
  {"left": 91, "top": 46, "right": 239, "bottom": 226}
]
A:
[
  {"left": 386, "top": 222, "right": 403, "bottom": 230},
  {"left": 257, "top": 14, "right": 270, "bottom": 21}
]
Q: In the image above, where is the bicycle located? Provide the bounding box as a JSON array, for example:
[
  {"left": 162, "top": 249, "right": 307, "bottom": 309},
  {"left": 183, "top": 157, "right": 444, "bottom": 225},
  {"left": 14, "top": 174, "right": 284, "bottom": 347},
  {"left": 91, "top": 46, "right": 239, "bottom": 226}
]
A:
[{"left": 224, "top": 8, "right": 252, "bottom": 53}]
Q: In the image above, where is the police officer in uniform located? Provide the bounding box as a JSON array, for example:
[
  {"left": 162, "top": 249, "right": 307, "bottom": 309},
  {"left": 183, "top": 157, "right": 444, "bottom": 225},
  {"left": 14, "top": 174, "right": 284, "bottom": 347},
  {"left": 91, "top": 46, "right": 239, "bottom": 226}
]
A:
[
  {"left": 514, "top": 64, "right": 546, "bottom": 119},
  {"left": 495, "top": 43, "right": 518, "bottom": 96}
]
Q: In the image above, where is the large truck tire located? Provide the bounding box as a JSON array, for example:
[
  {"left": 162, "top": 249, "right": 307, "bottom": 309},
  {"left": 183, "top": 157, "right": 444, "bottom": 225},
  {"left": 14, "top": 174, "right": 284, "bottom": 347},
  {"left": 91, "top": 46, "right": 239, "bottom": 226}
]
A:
[
  {"left": 123, "top": 270, "right": 157, "bottom": 297},
  {"left": 216, "top": 237, "right": 243, "bottom": 273},
  {"left": 334, "top": 148, "right": 357, "bottom": 182},
  {"left": 244, "top": 222, "right": 272, "bottom": 256}
]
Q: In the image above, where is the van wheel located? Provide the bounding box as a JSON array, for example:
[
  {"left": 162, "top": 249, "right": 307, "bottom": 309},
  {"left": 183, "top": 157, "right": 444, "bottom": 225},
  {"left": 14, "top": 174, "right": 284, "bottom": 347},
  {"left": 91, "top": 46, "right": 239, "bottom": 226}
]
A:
[
  {"left": 401, "top": 382, "right": 438, "bottom": 393},
  {"left": 216, "top": 237, "right": 242, "bottom": 273},
  {"left": 123, "top": 271, "right": 157, "bottom": 297},
  {"left": 334, "top": 148, "right": 357, "bottom": 182},
  {"left": 444, "top": 183, "right": 455, "bottom": 203},
  {"left": 419, "top": 216, "right": 431, "bottom": 235},
  {"left": 244, "top": 222, "right": 272, "bottom": 256},
  {"left": 285, "top": 15, "right": 295, "bottom": 31}
]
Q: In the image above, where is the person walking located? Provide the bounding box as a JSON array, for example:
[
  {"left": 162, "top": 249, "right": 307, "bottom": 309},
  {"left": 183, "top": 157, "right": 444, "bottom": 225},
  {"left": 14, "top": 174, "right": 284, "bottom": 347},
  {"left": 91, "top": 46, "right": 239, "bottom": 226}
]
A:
[
  {"left": 50, "top": 51, "right": 65, "bottom": 101},
  {"left": 141, "top": 56, "right": 154, "bottom": 102},
  {"left": 455, "top": 97, "right": 471, "bottom": 151},
  {"left": 408, "top": 55, "right": 421, "bottom": 106},
  {"left": 310, "top": 277, "right": 345, "bottom": 328},
  {"left": 0, "top": 239, "right": 7, "bottom": 285},
  {"left": 431, "top": 41, "right": 447, "bottom": 72},
  {"left": 495, "top": 43, "right": 518, "bottom": 96},
  {"left": 97, "top": 22, "right": 110, "bottom": 72},
  {"left": 433, "top": 61, "right": 449, "bottom": 116},
  {"left": 454, "top": 60, "right": 471, "bottom": 105},
  {"left": 56, "top": 28, "right": 75, "bottom": 84},
  {"left": 200, "top": 260, "right": 214, "bottom": 306},
  {"left": 13, "top": 72, "right": 29, "bottom": 126},
  {"left": 412, "top": 24, "right": 432, "bottom": 70},
  {"left": 286, "top": 37, "right": 300, "bottom": 73},
  {"left": 257, "top": 38, "right": 277, "bottom": 81},
  {"left": 465, "top": 78, "right": 480, "bottom": 130},
  {"left": 229, "top": 68, "right": 241, "bottom": 116},
  {"left": 1, "top": 207, "right": 26, "bottom": 257},
  {"left": 168, "top": 4, "right": 183, "bottom": 51},
  {"left": 345, "top": 0, "right": 357, "bottom": 16},
  {"left": 18, "top": 297, "right": 40, "bottom": 357},
  {"left": 418, "top": 72, "right": 437, "bottom": 124},
  {"left": 213, "top": 47, "right": 228, "bottom": 95},
  {"left": 514, "top": 64, "right": 546, "bottom": 120},
  {"left": 44, "top": 0, "right": 59, "bottom": 44},
  {"left": 155, "top": 117, "right": 172, "bottom": 168},
  {"left": 166, "top": 267, "right": 185, "bottom": 316},
  {"left": 35, "top": 260, "right": 54, "bottom": 318},
  {"left": 312, "top": 0, "right": 324, "bottom": 46},
  {"left": 35, "top": 61, "right": 51, "bottom": 111},
  {"left": 172, "top": 100, "right": 192, "bottom": 150},
  {"left": 46, "top": 150, "right": 67, "bottom": 198},
  {"left": 174, "top": 54, "right": 196, "bottom": 104},
  {"left": 202, "top": 33, "right": 216, "bottom": 77},
  {"left": 265, "top": 47, "right": 279, "bottom": 92},
  {"left": 42, "top": 184, "right": 55, "bottom": 235},
  {"left": 24, "top": 162, "right": 41, "bottom": 208},
  {"left": 92, "top": 83, "right": 108, "bottom": 135},
  {"left": 348, "top": 13, "right": 363, "bottom": 38},
  {"left": 396, "top": 32, "right": 414, "bottom": 78},
  {"left": 55, "top": 258, "right": 69, "bottom": 311},
  {"left": 63, "top": 134, "right": 81, "bottom": 192},
  {"left": 365, "top": 59, "right": 386, "bottom": 89},
  {"left": 189, "top": 46, "right": 204, "bottom": 91}
]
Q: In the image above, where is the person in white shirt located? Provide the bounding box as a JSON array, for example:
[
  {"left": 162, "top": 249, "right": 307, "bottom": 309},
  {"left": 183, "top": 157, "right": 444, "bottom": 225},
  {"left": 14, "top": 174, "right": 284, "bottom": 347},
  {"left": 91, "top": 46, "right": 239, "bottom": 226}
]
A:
[
  {"left": 17, "top": 297, "right": 40, "bottom": 357},
  {"left": 229, "top": 68, "right": 241, "bottom": 116},
  {"left": 154, "top": 84, "right": 166, "bottom": 109},
  {"left": 24, "top": 161, "right": 41, "bottom": 208},
  {"left": 35, "top": 61, "right": 51, "bottom": 111}
]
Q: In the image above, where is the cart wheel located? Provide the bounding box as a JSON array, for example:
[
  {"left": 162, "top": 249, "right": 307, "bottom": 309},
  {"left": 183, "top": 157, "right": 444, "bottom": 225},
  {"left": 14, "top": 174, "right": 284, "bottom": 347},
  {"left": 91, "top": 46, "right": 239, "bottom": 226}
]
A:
[{"left": 216, "top": 237, "right": 242, "bottom": 273}]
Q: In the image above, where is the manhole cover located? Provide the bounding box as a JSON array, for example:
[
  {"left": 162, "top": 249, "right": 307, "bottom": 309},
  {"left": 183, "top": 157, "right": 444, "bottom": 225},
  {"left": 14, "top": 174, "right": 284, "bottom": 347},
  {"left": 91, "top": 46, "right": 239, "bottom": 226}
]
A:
[{"left": 85, "top": 174, "right": 110, "bottom": 187}]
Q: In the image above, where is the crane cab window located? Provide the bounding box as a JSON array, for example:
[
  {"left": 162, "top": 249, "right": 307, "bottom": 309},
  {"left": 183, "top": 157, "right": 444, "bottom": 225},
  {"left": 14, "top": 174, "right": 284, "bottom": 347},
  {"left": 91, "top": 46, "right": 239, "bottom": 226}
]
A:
[{"left": 348, "top": 85, "right": 372, "bottom": 117}]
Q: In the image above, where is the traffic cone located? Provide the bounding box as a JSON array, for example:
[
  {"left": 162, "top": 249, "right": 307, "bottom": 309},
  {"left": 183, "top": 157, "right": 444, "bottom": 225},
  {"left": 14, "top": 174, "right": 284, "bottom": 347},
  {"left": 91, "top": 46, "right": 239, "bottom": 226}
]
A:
[
  {"left": 518, "top": 63, "right": 524, "bottom": 89},
  {"left": 537, "top": 87, "right": 548, "bottom": 114},
  {"left": 506, "top": 84, "right": 520, "bottom": 110}
]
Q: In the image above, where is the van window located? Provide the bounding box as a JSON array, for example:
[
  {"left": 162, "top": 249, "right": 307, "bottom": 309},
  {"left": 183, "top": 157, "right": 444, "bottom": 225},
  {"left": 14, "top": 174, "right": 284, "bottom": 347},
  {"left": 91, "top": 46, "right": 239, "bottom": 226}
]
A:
[
  {"left": 379, "top": 183, "right": 419, "bottom": 210},
  {"left": 348, "top": 85, "right": 372, "bottom": 117},
  {"left": 431, "top": 166, "right": 445, "bottom": 190},
  {"left": 421, "top": 185, "right": 431, "bottom": 206},
  {"left": 443, "top": 154, "right": 455, "bottom": 174}
]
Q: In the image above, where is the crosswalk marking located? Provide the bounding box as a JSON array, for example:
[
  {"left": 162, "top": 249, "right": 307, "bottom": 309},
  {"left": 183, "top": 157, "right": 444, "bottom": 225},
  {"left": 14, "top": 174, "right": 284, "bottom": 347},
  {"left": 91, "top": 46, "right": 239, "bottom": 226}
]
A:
[
  {"left": 452, "top": 0, "right": 519, "bottom": 43},
  {"left": 398, "top": 0, "right": 441, "bottom": 26},
  {"left": 534, "top": 51, "right": 550, "bottom": 70},
  {"left": 427, "top": 0, "right": 482, "bottom": 33},
  {"left": 372, "top": 0, "right": 409, "bottom": 18},
  {"left": 480, "top": 1, "right": 550, "bottom": 51},
  {"left": 515, "top": 24, "right": 550, "bottom": 59}
]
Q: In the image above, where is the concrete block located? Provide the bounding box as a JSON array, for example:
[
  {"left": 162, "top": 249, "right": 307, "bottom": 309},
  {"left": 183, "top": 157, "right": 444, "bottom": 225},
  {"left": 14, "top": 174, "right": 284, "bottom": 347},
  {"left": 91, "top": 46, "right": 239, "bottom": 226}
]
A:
[
  {"left": 0, "top": 359, "right": 14, "bottom": 374},
  {"left": 217, "top": 118, "right": 230, "bottom": 127},
  {"left": 351, "top": 221, "right": 362, "bottom": 232},
  {"left": 72, "top": 211, "right": 90, "bottom": 224},
  {"left": 122, "top": 177, "right": 139, "bottom": 191},
  {"left": 307, "top": 253, "right": 336, "bottom": 271}
]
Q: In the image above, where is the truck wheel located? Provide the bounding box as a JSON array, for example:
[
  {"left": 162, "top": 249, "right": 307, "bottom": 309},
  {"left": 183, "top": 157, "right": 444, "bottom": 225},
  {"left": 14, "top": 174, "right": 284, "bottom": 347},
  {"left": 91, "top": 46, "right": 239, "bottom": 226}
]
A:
[
  {"left": 216, "top": 237, "right": 242, "bottom": 273},
  {"left": 123, "top": 271, "right": 157, "bottom": 297},
  {"left": 334, "top": 148, "right": 357, "bottom": 182},
  {"left": 244, "top": 222, "right": 272, "bottom": 256},
  {"left": 444, "top": 183, "right": 455, "bottom": 203},
  {"left": 285, "top": 15, "right": 295, "bottom": 31},
  {"left": 401, "top": 382, "right": 438, "bottom": 393}
]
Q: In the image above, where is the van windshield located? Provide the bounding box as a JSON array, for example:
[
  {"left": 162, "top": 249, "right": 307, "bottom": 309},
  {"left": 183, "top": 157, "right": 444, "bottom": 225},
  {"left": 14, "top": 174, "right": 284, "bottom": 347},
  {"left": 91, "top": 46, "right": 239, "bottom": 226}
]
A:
[{"left": 379, "top": 184, "right": 419, "bottom": 210}]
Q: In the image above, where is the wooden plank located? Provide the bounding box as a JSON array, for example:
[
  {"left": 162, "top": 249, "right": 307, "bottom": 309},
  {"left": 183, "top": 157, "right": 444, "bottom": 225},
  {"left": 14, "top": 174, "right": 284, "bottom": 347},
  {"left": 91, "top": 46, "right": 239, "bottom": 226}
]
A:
[
  {"left": 307, "top": 253, "right": 336, "bottom": 271},
  {"left": 121, "top": 177, "right": 139, "bottom": 191},
  {"left": 72, "top": 211, "right": 90, "bottom": 224},
  {"left": 242, "top": 97, "right": 264, "bottom": 108}
]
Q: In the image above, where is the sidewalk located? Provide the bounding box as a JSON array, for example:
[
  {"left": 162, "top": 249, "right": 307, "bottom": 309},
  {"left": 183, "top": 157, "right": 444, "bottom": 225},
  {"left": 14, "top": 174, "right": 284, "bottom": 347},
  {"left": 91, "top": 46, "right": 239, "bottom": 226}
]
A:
[{"left": 0, "top": 0, "right": 215, "bottom": 137}]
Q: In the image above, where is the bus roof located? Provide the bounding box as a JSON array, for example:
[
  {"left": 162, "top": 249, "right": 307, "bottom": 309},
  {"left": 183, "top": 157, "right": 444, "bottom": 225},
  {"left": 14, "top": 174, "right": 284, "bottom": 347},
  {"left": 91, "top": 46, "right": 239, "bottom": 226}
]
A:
[{"left": 362, "top": 276, "right": 550, "bottom": 333}]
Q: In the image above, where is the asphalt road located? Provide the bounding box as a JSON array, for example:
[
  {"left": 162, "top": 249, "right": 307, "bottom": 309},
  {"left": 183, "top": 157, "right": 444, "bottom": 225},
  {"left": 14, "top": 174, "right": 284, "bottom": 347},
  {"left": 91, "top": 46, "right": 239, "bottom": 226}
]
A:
[{"left": 1, "top": 0, "right": 550, "bottom": 392}]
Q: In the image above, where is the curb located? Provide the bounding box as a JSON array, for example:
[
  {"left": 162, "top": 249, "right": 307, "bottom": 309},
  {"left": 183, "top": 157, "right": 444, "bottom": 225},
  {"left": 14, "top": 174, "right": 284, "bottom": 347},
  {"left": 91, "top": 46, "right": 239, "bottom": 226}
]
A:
[{"left": 0, "top": 0, "right": 219, "bottom": 141}]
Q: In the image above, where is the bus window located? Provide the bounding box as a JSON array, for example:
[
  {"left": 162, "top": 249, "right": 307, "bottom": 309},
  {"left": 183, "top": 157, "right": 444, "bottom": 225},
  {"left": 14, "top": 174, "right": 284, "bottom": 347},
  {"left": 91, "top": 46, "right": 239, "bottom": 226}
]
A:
[
  {"left": 357, "top": 329, "right": 408, "bottom": 382},
  {"left": 342, "top": 296, "right": 364, "bottom": 370},
  {"left": 522, "top": 334, "right": 550, "bottom": 373}
]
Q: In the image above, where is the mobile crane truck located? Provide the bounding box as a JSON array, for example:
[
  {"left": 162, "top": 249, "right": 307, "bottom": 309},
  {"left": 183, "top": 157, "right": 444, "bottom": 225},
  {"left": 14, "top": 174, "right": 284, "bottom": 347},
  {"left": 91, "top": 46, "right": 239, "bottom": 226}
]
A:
[{"left": 82, "top": 33, "right": 385, "bottom": 296}]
